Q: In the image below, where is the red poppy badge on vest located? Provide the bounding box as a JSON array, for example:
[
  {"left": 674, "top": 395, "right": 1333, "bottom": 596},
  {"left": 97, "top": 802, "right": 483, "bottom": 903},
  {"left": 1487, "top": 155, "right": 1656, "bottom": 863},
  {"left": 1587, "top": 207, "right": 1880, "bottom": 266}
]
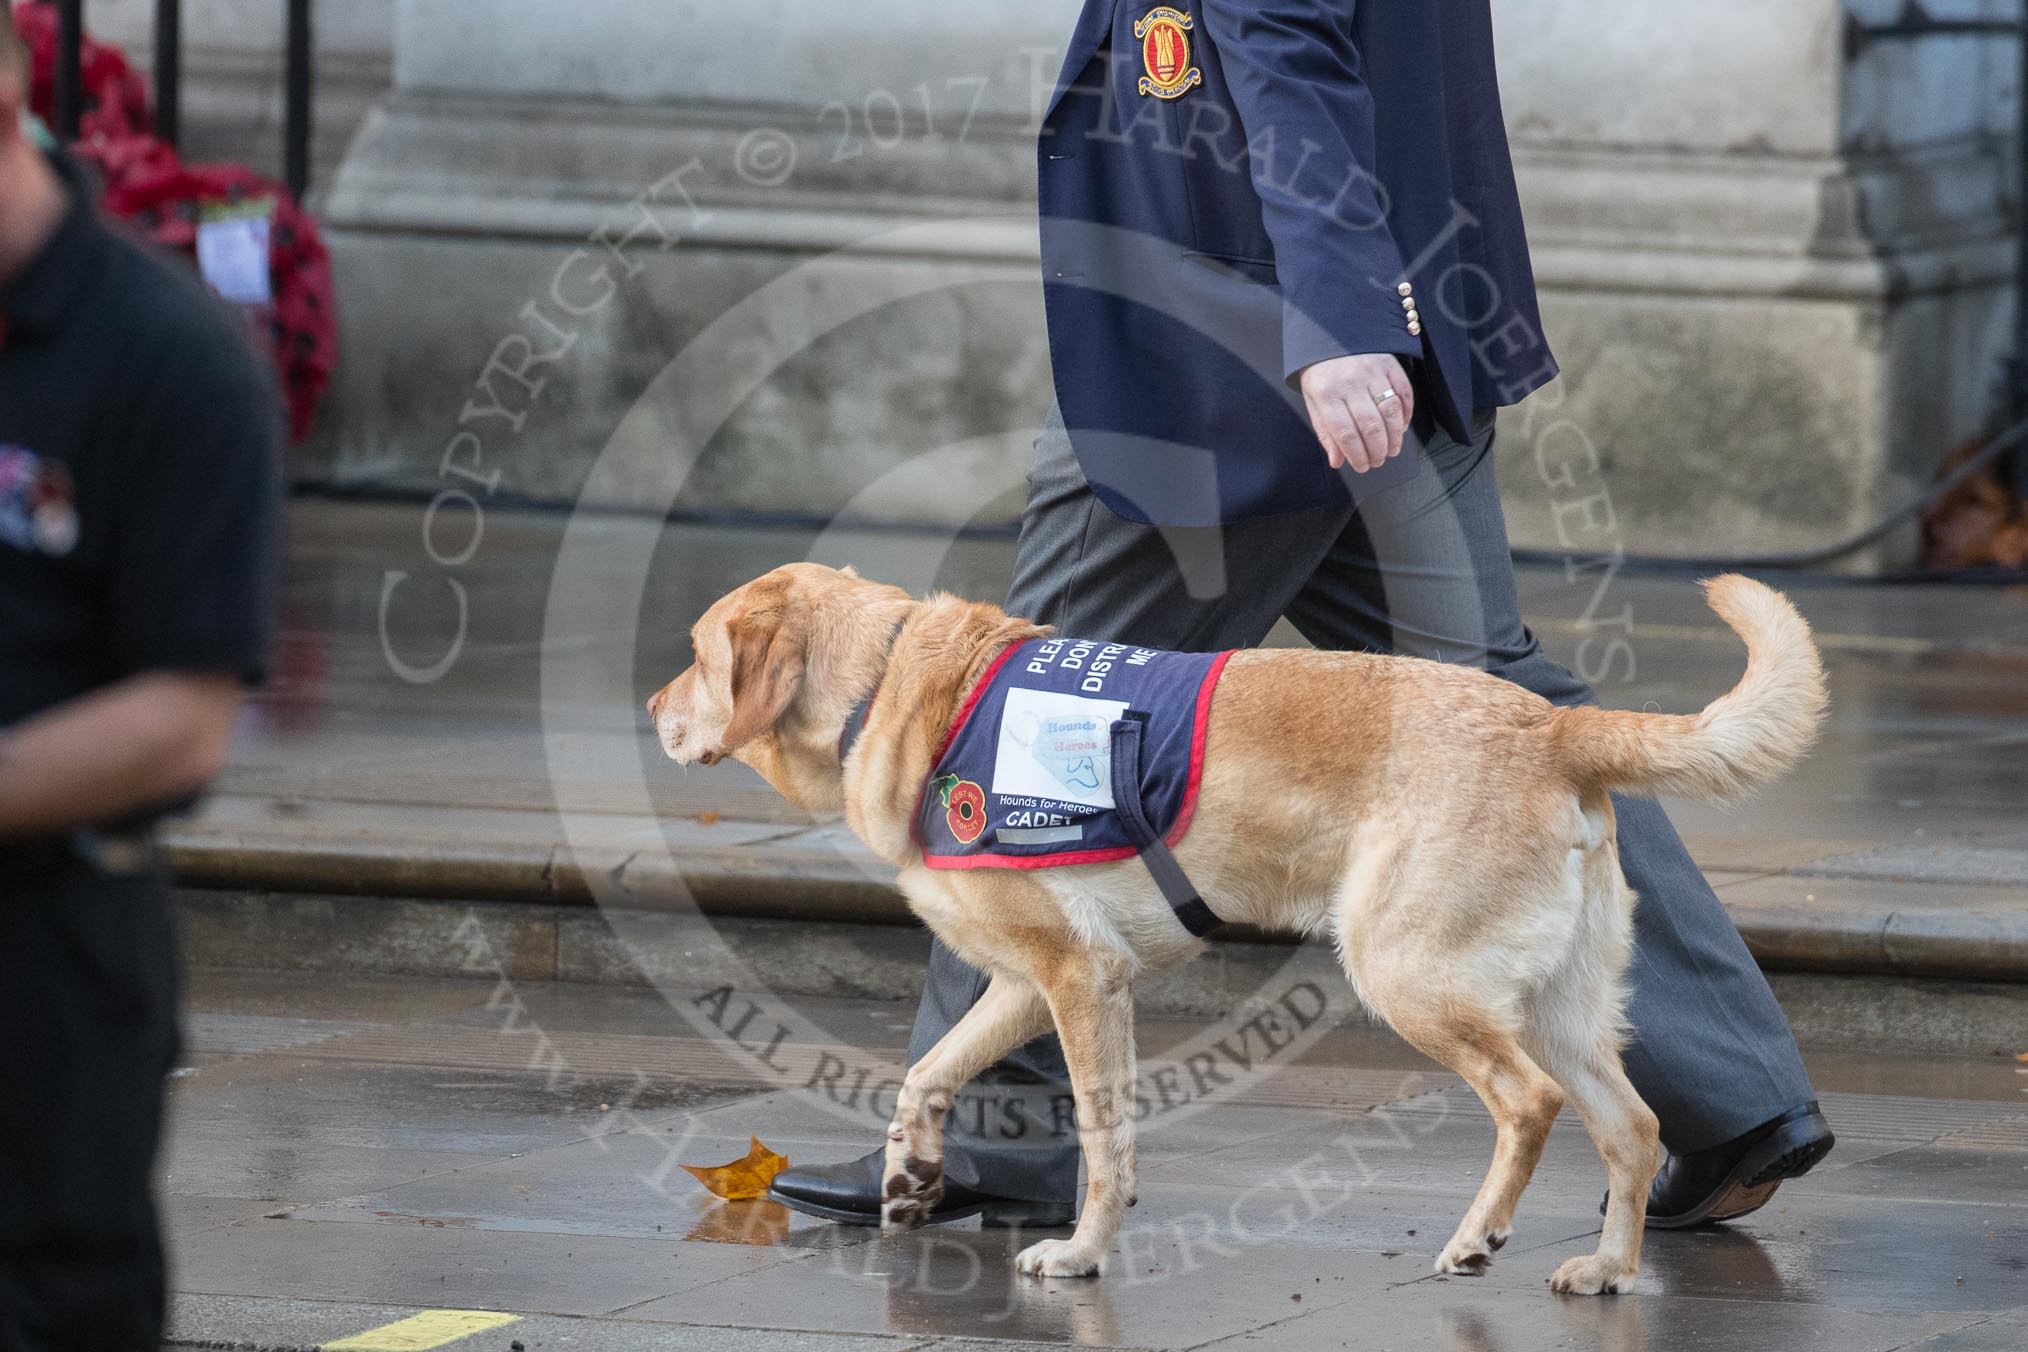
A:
[{"left": 933, "top": 774, "right": 989, "bottom": 844}]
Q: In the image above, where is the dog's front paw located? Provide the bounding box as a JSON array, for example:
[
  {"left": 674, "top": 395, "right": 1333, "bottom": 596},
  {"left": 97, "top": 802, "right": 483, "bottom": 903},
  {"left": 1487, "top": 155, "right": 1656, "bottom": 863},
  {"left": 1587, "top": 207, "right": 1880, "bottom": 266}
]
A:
[
  {"left": 1434, "top": 1223, "right": 1512, "bottom": 1276},
  {"left": 1549, "top": 1252, "right": 1635, "bottom": 1296},
  {"left": 1435, "top": 1237, "right": 1493, "bottom": 1277},
  {"left": 880, "top": 1160, "right": 943, "bottom": 1232},
  {"left": 1015, "top": 1237, "right": 1104, "bottom": 1278}
]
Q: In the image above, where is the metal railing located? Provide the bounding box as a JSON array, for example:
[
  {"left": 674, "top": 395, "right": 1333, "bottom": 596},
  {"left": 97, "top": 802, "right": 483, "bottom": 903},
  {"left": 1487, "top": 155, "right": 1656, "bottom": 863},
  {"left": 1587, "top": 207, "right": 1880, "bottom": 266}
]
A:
[{"left": 46, "top": 0, "right": 316, "bottom": 200}]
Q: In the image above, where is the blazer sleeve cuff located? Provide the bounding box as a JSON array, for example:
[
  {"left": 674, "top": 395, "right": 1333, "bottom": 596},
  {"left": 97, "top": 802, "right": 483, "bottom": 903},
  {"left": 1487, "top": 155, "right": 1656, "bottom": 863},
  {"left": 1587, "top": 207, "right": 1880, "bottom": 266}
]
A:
[{"left": 1282, "top": 302, "right": 1427, "bottom": 383}]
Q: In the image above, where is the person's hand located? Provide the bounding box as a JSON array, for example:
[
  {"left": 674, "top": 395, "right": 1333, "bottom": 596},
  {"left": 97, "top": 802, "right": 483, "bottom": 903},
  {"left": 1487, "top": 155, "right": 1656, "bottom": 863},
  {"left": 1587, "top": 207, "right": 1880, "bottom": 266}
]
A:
[{"left": 1298, "top": 353, "right": 1414, "bottom": 472}]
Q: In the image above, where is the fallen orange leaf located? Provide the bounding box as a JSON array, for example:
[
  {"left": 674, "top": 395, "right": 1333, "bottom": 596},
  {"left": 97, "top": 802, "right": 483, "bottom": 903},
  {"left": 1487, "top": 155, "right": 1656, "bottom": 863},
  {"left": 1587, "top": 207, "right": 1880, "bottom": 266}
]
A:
[
  {"left": 695, "top": 811, "right": 722, "bottom": 826},
  {"left": 681, "top": 1136, "right": 789, "bottom": 1200}
]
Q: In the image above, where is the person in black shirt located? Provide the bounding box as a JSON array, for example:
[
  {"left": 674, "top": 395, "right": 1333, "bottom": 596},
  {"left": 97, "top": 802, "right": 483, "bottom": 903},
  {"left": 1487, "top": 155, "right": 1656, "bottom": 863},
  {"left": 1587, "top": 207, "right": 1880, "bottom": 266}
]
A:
[{"left": 0, "top": 12, "right": 282, "bottom": 1349}]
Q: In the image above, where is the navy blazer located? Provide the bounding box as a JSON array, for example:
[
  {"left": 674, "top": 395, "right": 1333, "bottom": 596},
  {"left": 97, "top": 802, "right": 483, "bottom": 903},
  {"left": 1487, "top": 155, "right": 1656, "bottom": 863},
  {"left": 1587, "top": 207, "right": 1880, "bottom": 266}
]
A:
[{"left": 1039, "top": 0, "right": 1557, "bottom": 525}]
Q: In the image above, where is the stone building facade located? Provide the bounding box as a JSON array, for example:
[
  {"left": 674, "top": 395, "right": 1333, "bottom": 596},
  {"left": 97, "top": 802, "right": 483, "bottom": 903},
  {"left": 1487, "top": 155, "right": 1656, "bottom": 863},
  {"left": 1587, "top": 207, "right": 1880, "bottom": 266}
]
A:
[{"left": 95, "top": 0, "right": 2025, "bottom": 568}]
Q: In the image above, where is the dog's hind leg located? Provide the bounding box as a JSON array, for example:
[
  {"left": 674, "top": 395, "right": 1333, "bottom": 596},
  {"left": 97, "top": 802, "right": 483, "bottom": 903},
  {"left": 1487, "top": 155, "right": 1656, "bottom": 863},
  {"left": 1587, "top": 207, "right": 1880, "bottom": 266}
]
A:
[
  {"left": 1015, "top": 948, "right": 1137, "bottom": 1279},
  {"left": 1441, "top": 1027, "right": 1563, "bottom": 1272},
  {"left": 881, "top": 972, "right": 1052, "bottom": 1230},
  {"left": 1523, "top": 824, "right": 1661, "bottom": 1294},
  {"left": 1529, "top": 1028, "right": 1660, "bottom": 1295},
  {"left": 1363, "top": 977, "right": 1564, "bottom": 1277}
]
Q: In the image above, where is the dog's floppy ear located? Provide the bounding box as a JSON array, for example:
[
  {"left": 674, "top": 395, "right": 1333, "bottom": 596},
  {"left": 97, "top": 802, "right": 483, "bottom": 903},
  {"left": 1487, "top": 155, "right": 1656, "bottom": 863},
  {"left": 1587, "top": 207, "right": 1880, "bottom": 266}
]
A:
[{"left": 713, "top": 602, "right": 807, "bottom": 757}]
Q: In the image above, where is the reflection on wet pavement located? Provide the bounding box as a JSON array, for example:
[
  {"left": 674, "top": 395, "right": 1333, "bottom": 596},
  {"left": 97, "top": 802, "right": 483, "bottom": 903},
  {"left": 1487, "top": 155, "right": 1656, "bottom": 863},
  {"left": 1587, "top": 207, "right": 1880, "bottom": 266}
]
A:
[
  {"left": 683, "top": 1199, "right": 795, "bottom": 1246},
  {"left": 164, "top": 967, "right": 2028, "bottom": 1351}
]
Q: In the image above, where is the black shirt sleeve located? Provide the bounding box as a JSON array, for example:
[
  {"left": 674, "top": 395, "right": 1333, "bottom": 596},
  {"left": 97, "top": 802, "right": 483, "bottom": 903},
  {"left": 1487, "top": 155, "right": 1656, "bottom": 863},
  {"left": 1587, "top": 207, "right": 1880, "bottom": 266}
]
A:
[{"left": 101, "top": 308, "right": 285, "bottom": 688}]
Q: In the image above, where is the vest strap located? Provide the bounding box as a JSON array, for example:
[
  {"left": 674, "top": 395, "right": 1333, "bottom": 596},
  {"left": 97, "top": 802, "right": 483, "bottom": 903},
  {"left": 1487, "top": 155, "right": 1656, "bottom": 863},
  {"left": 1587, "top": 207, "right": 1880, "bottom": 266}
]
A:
[{"left": 1109, "top": 714, "right": 1222, "bottom": 938}]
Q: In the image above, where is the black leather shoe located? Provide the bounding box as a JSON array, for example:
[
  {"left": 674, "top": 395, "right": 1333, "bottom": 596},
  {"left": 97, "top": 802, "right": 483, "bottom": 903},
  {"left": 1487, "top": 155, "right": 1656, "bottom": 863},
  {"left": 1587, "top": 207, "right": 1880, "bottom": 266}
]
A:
[
  {"left": 1609, "top": 1102, "right": 1835, "bottom": 1230},
  {"left": 767, "top": 1147, "right": 1075, "bottom": 1229}
]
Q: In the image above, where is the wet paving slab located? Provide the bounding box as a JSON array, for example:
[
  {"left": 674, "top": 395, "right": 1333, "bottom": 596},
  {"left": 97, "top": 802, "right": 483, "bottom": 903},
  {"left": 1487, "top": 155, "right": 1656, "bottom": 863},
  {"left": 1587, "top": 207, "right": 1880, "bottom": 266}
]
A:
[
  {"left": 1444, "top": 1190, "right": 2028, "bottom": 1316},
  {"left": 273, "top": 1125, "right": 877, "bottom": 1248},
  {"left": 1192, "top": 1286, "right": 1986, "bottom": 1352},
  {"left": 169, "top": 1057, "right": 741, "bottom": 1161},
  {"left": 620, "top": 1229, "right": 1423, "bottom": 1349},
  {"left": 173, "top": 1211, "right": 804, "bottom": 1319},
  {"left": 162, "top": 968, "right": 2028, "bottom": 1350},
  {"left": 1901, "top": 1307, "right": 2028, "bottom": 1351},
  {"left": 168, "top": 1292, "right": 1075, "bottom": 1352}
]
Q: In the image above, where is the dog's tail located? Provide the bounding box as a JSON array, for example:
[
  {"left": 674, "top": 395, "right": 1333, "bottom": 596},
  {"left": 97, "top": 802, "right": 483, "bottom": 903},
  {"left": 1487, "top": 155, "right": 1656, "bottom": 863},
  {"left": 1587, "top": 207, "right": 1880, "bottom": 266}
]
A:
[{"left": 1550, "top": 575, "right": 1827, "bottom": 803}]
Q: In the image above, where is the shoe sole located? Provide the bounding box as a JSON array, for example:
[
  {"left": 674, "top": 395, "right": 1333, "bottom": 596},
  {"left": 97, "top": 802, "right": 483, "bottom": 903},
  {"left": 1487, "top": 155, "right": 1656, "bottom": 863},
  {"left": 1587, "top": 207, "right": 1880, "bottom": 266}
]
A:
[
  {"left": 765, "top": 1187, "right": 1074, "bottom": 1230},
  {"left": 1645, "top": 1119, "right": 1836, "bottom": 1231}
]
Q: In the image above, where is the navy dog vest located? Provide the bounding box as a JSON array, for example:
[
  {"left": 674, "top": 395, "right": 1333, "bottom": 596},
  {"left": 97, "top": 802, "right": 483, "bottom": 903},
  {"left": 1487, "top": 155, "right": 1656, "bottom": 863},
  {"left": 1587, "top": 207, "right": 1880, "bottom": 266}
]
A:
[{"left": 912, "top": 637, "right": 1234, "bottom": 935}]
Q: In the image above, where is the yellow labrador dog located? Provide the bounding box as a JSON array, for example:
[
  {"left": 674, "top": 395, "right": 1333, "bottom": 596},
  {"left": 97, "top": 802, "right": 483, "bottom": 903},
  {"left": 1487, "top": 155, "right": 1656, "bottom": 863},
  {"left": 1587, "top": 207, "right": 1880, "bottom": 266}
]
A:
[{"left": 648, "top": 564, "right": 1824, "bottom": 1294}]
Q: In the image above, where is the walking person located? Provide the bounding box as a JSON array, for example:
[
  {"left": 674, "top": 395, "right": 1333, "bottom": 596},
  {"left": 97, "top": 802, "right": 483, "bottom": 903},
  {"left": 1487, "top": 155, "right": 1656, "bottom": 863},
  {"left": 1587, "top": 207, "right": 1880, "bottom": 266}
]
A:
[
  {"left": 770, "top": 0, "right": 1832, "bottom": 1232},
  {"left": 0, "top": 11, "right": 284, "bottom": 1346}
]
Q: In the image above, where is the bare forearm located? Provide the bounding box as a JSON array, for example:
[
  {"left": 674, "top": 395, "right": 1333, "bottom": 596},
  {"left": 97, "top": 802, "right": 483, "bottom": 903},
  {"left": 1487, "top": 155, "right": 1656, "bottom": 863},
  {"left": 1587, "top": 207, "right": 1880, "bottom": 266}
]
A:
[{"left": 0, "top": 673, "right": 243, "bottom": 839}]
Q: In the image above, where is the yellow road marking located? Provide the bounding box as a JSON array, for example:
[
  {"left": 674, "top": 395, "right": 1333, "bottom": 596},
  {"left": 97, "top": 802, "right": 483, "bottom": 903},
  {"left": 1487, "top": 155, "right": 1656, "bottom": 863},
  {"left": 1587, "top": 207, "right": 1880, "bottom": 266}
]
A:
[{"left": 324, "top": 1309, "right": 521, "bottom": 1350}]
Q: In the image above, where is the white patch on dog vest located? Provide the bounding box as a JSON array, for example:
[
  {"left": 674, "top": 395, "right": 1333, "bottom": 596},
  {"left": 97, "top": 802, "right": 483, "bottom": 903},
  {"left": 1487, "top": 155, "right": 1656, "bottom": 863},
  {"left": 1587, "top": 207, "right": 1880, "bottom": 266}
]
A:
[{"left": 992, "top": 686, "right": 1128, "bottom": 809}]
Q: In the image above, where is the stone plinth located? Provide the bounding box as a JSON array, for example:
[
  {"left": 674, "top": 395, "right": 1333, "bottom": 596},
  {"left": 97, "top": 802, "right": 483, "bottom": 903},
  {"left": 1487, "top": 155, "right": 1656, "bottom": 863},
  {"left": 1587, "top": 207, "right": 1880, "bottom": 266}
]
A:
[{"left": 301, "top": 0, "right": 2020, "bottom": 569}]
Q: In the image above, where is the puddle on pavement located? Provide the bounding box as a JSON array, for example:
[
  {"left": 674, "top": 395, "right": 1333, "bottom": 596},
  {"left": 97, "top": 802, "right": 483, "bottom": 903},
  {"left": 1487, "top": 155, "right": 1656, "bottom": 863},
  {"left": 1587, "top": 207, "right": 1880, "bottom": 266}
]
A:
[{"left": 684, "top": 1199, "right": 795, "bottom": 1246}]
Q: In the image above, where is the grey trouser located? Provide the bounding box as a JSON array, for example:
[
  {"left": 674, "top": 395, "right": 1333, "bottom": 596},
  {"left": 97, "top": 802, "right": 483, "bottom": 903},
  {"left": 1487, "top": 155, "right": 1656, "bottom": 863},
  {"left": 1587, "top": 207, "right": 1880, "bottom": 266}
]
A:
[{"left": 912, "top": 406, "right": 1815, "bottom": 1202}]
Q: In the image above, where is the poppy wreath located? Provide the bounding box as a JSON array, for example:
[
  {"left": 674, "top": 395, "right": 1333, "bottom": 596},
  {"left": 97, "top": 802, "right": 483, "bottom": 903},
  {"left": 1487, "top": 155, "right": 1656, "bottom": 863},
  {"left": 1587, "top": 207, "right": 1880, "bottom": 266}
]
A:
[
  {"left": 93, "top": 153, "right": 338, "bottom": 442},
  {"left": 15, "top": 1, "right": 338, "bottom": 443}
]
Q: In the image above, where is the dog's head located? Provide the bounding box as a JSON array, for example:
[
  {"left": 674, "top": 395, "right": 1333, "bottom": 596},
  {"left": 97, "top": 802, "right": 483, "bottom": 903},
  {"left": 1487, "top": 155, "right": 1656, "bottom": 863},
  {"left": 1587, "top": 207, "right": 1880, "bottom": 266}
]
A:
[{"left": 647, "top": 562, "right": 864, "bottom": 767}]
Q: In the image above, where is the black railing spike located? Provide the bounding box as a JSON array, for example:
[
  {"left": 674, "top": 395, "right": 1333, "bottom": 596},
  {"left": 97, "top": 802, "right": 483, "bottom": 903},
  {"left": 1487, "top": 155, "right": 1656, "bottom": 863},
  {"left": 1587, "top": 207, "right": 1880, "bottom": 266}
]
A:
[
  {"left": 283, "top": 0, "right": 314, "bottom": 200},
  {"left": 53, "top": 0, "right": 83, "bottom": 141},
  {"left": 154, "top": 0, "right": 181, "bottom": 150}
]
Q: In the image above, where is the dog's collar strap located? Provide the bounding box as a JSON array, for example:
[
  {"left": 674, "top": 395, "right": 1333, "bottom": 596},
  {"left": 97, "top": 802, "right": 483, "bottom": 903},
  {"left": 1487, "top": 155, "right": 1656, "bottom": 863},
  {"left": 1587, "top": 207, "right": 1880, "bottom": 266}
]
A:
[{"left": 839, "top": 616, "right": 909, "bottom": 764}]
